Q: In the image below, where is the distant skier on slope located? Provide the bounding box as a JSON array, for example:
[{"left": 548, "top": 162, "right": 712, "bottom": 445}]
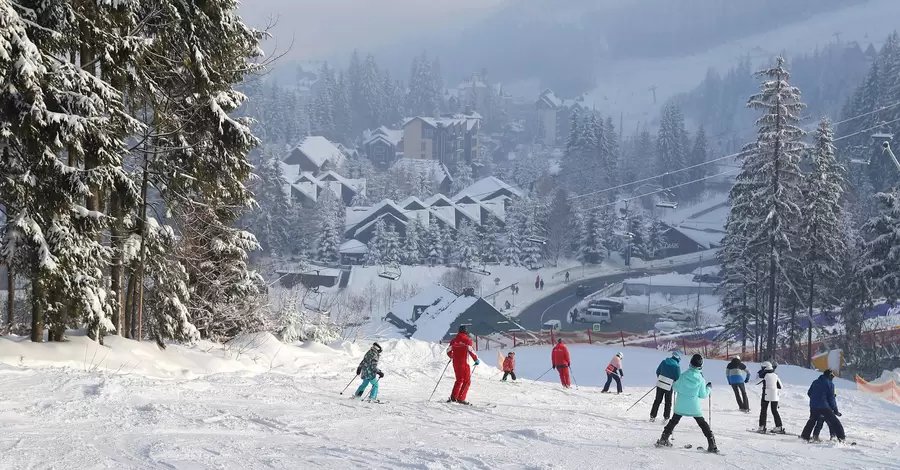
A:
[
  {"left": 655, "top": 354, "right": 718, "bottom": 453},
  {"left": 551, "top": 339, "right": 572, "bottom": 388},
  {"left": 354, "top": 342, "right": 384, "bottom": 402},
  {"left": 756, "top": 361, "right": 785, "bottom": 434},
  {"left": 800, "top": 369, "right": 846, "bottom": 442},
  {"left": 447, "top": 325, "right": 480, "bottom": 405},
  {"left": 602, "top": 352, "right": 624, "bottom": 393},
  {"left": 725, "top": 356, "right": 751, "bottom": 412},
  {"left": 501, "top": 352, "right": 517, "bottom": 382},
  {"left": 650, "top": 351, "right": 682, "bottom": 423}
]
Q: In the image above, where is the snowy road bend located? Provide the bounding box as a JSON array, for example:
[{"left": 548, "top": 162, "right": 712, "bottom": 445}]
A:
[
  {"left": 0, "top": 336, "right": 896, "bottom": 469},
  {"left": 518, "top": 257, "right": 718, "bottom": 332}
]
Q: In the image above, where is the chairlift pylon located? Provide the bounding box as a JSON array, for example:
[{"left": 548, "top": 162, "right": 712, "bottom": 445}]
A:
[{"left": 378, "top": 263, "right": 401, "bottom": 281}]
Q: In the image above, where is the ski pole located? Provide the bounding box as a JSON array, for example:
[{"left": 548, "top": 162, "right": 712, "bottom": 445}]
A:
[
  {"left": 709, "top": 388, "right": 712, "bottom": 426},
  {"left": 570, "top": 367, "right": 578, "bottom": 389},
  {"left": 429, "top": 360, "right": 452, "bottom": 401},
  {"left": 339, "top": 375, "right": 358, "bottom": 395},
  {"left": 625, "top": 386, "right": 656, "bottom": 413},
  {"left": 532, "top": 367, "right": 554, "bottom": 384}
]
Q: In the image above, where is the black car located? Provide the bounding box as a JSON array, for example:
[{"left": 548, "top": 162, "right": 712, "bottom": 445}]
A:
[
  {"left": 588, "top": 298, "right": 625, "bottom": 315},
  {"left": 576, "top": 284, "right": 589, "bottom": 297}
]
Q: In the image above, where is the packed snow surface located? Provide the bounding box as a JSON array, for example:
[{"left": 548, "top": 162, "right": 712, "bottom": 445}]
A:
[{"left": 0, "top": 333, "right": 897, "bottom": 469}]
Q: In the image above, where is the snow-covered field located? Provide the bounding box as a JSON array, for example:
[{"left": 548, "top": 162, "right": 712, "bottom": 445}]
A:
[{"left": 0, "top": 333, "right": 898, "bottom": 469}]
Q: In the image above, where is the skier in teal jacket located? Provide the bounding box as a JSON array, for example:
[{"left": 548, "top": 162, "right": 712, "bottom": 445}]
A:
[
  {"left": 656, "top": 354, "right": 718, "bottom": 453},
  {"left": 354, "top": 342, "right": 384, "bottom": 401}
]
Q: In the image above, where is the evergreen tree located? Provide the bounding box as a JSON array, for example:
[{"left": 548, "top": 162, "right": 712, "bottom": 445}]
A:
[
  {"left": 314, "top": 189, "right": 343, "bottom": 263},
  {"left": 657, "top": 104, "right": 689, "bottom": 197},
  {"left": 403, "top": 219, "right": 424, "bottom": 265},
  {"left": 480, "top": 217, "right": 503, "bottom": 263},
  {"left": 861, "top": 190, "right": 900, "bottom": 300},
  {"left": 383, "top": 222, "right": 401, "bottom": 265},
  {"left": 242, "top": 156, "right": 292, "bottom": 256},
  {"left": 407, "top": 52, "right": 440, "bottom": 116},
  {"left": 629, "top": 213, "right": 650, "bottom": 261},
  {"left": 360, "top": 54, "right": 385, "bottom": 130},
  {"left": 578, "top": 209, "right": 605, "bottom": 265},
  {"left": 454, "top": 221, "right": 480, "bottom": 268},
  {"left": 424, "top": 221, "right": 444, "bottom": 266},
  {"left": 688, "top": 126, "right": 709, "bottom": 199},
  {"left": 547, "top": 189, "right": 575, "bottom": 265},
  {"left": 365, "top": 218, "right": 387, "bottom": 265},
  {"left": 311, "top": 63, "right": 337, "bottom": 140},
  {"left": 451, "top": 161, "right": 475, "bottom": 194},
  {"left": 646, "top": 218, "right": 666, "bottom": 260},
  {"left": 333, "top": 71, "right": 353, "bottom": 143}
]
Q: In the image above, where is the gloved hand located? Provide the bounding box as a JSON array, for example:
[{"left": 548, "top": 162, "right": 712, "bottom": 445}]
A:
[
  {"left": 356, "top": 367, "right": 361, "bottom": 376},
  {"left": 706, "top": 382, "right": 712, "bottom": 388},
  {"left": 552, "top": 365, "right": 557, "bottom": 369},
  {"left": 835, "top": 411, "right": 842, "bottom": 417},
  {"left": 567, "top": 363, "right": 571, "bottom": 368},
  {"left": 620, "top": 371, "right": 624, "bottom": 378},
  {"left": 474, "top": 359, "right": 481, "bottom": 366},
  {"left": 377, "top": 371, "right": 384, "bottom": 379},
  {"left": 745, "top": 377, "right": 750, "bottom": 384}
]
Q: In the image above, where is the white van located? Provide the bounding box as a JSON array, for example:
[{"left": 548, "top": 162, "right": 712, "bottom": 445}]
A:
[
  {"left": 541, "top": 319, "right": 562, "bottom": 332},
  {"left": 577, "top": 308, "right": 611, "bottom": 325}
]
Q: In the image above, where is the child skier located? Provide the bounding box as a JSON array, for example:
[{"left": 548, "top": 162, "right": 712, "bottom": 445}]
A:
[
  {"left": 650, "top": 351, "right": 682, "bottom": 423},
  {"left": 602, "top": 352, "right": 624, "bottom": 393},
  {"left": 551, "top": 339, "right": 571, "bottom": 388},
  {"left": 725, "top": 356, "right": 750, "bottom": 412},
  {"left": 447, "top": 325, "right": 480, "bottom": 405},
  {"left": 655, "top": 354, "right": 718, "bottom": 453},
  {"left": 501, "top": 352, "right": 517, "bottom": 381},
  {"left": 354, "top": 342, "right": 384, "bottom": 402},
  {"left": 757, "top": 361, "right": 785, "bottom": 433},
  {"left": 800, "top": 369, "right": 846, "bottom": 442}
]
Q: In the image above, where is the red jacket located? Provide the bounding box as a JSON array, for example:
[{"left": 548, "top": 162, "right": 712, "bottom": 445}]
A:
[
  {"left": 551, "top": 343, "right": 570, "bottom": 367},
  {"left": 447, "top": 332, "right": 478, "bottom": 365},
  {"left": 502, "top": 356, "right": 515, "bottom": 372}
]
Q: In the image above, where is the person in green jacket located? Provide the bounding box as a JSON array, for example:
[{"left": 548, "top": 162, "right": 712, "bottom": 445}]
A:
[{"left": 655, "top": 354, "right": 718, "bottom": 453}]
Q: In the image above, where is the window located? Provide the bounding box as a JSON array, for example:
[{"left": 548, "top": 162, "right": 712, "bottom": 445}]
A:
[
  {"left": 373, "top": 145, "right": 386, "bottom": 161},
  {"left": 421, "top": 141, "right": 426, "bottom": 152},
  {"left": 423, "top": 128, "right": 433, "bottom": 139}
]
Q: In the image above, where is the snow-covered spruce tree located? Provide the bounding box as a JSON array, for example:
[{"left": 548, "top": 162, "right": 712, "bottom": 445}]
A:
[
  {"left": 599, "top": 207, "right": 622, "bottom": 255},
  {"left": 561, "top": 108, "right": 586, "bottom": 194},
  {"left": 657, "top": 104, "right": 689, "bottom": 198},
  {"left": 727, "top": 56, "right": 807, "bottom": 359},
  {"left": 407, "top": 53, "right": 440, "bottom": 116},
  {"left": 799, "top": 118, "right": 846, "bottom": 359},
  {"left": 333, "top": 71, "right": 353, "bottom": 143},
  {"left": 578, "top": 208, "right": 606, "bottom": 265},
  {"left": 454, "top": 221, "right": 480, "bottom": 268},
  {"left": 424, "top": 221, "right": 444, "bottom": 266},
  {"left": 687, "top": 126, "right": 709, "bottom": 200},
  {"left": 861, "top": 190, "right": 900, "bottom": 301},
  {"left": 314, "top": 189, "right": 343, "bottom": 264},
  {"left": 439, "top": 227, "right": 455, "bottom": 266},
  {"left": 382, "top": 222, "right": 402, "bottom": 265},
  {"left": 451, "top": 160, "right": 475, "bottom": 194},
  {"left": 365, "top": 218, "right": 388, "bottom": 265},
  {"left": 402, "top": 218, "right": 423, "bottom": 265},
  {"left": 311, "top": 63, "right": 337, "bottom": 140},
  {"left": 479, "top": 216, "right": 503, "bottom": 263},
  {"left": 547, "top": 189, "right": 574, "bottom": 266},
  {"left": 242, "top": 156, "right": 292, "bottom": 256},
  {"left": 359, "top": 54, "right": 385, "bottom": 130},
  {"left": 629, "top": 213, "right": 650, "bottom": 262},
  {"left": 646, "top": 218, "right": 666, "bottom": 260}
]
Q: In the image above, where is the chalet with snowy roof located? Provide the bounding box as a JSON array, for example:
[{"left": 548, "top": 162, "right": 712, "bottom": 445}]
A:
[
  {"left": 339, "top": 239, "right": 368, "bottom": 265},
  {"left": 278, "top": 166, "right": 366, "bottom": 207},
  {"left": 655, "top": 197, "right": 729, "bottom": 258},
  {"left": 535, "top": 89, "right": 586, "bottom": 146},
  {"left": 401, "top": 111, "right": 481, "bottom": 168},
  {"left": 362, "top": 126, "right": 404, "bottom": 168},
  {"left": 284, "top": 136, "right": 346, "bottom": 173},
  {"left": 384, "top": 284, "right": 526, "bottom": 341},
  {"left": 390, "top": 158, "right": 453, "bottom": 194}
]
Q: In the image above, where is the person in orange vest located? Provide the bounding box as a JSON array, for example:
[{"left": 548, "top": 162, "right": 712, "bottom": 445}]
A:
[
  {"left": 602, "top": 352, "right": 624, "bottom": 393},
  {"left": 446, "top": 325, "right": 480, "bottom": 405},
  {"left": 551, "top": 339, "right": 572, "bottom": 388}
]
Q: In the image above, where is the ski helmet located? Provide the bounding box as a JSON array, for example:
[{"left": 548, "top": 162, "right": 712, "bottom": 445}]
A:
[
  {"left": 616, "top": 352, "right": 624, "bottom": 359},
  {"left": 732, "top": 355, "right": 741, "bottom": 361},
  {"left": 372, "top": 342, "right": 382, "bottom": 353},
  {"left": 458, "top": 325, "right": 468, "bottom": 334},
  {"left": 671, "top": 351, "right": 682, "bottom": 361},
  {"left": 823, "top": 369, "right": 835, "bottom": 380},
  {"left": 690, "top": 354, "right": 704, "bottom": 369},
  {"left": 760, "top": 361, "right": 774, "bottom": 371},
  {"left": 557, "top": 338, "right": 563, "bottom": 344}
]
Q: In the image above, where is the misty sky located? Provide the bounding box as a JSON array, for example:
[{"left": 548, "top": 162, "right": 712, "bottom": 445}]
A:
[{"left": 239, "top": 0, "right": 506, "bottom": 61}]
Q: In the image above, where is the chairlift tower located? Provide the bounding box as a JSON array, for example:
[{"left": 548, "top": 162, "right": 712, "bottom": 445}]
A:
[{"left": 849, "top": 132, "right": 900, "bottom": 174}]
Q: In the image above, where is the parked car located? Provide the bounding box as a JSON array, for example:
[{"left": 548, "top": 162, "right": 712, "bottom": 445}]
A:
[
  {"left": 663, "top": 310, "right": 694, "bottom": 322},
  {"left": 541, "top": 319, "right": 562, "bottom": 332},
  {"left": 588, "top": 298, "right": 625, "bottom": 315},
  {"left": 654, "top": 320, "right": 679, "bottom": 332},
  {"left": 693, "top": 273, "right": 724, "bottom": 284},
  {"left": 576, "top": 284, "right": 590, "bottom": 297},
  {"left": 577, "top": 308, "right": 612, "bottom": 325}
]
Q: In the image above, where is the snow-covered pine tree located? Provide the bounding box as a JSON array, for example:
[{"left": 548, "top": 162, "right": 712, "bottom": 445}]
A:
[
  {"left": 687, "top": 126, "right": 709, "bottom": 200},
  {"left": 602, "top": 117, "right": 621, "bottom": 195},
  {"left": 382, "top": 222, "right": 402, "bottom": 265},
  {"left": 599, "top": 207, "right": 622, "bottom": 255},
  {"left": 861, "top": 190, "right": 900, "bottom": 301},
  {"left": 424, "top": 221, "right": 444, "bottom": 266},
  {"left": 480, "top": 216, "right": 503, "bottom": 263},
  {"left": 451, "top": 161, "right": 475, "bottom": 194},
  {"left": 242, "top": 156, "right": 292, "bottom": 256},
  {"left": 439, "top": 226, "right": 455, "bottom": 266},
  {"left": 657, "top": 104, "right": 688, "bottom": 198},
  {"left": 578, "top": 208, "right": 606, "bottom": 265},
  {"left": 314, "top": 188, "right": 343, "bottom": 263},
  {"left": 454, "top": 221, "right": 480, "bottom": 268},
  {"left": 334, "top": 71, "right": 353, "bottom": 143},
  {"left": 728, "top": 56, "right": 807, "bottom": 359},
  {"left": 407, "top": 53, "right": 440, "bottom": 116},
  {"left": 547, "top": 189, "right": 574, "bottom": 266},
  {"left": 365, "top": 218, "right": 388, "bottom": 266},
  {"left": 628, "top": 213, "right": 650, "bottom": 262},
  {"left": 403, "top": 218, "right": 424, "bottom": 265},
  {"left": 646, "top": 217, "right": 666, "bottom": 260},
  {"left": 311, "top": 63, "right": 337, "bottom": 140},
  {"left": 360, "top": 54, "right": 385, "bottom": 130},
  {"left": 347, "top": 50, "right": 364, "bottom": 130}
]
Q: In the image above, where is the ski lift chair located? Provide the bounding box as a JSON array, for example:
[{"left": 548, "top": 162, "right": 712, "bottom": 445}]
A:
[
  {"left": 468, "top": 265, "right": 491, "bottom": 276},
  {"left": 524, "top": 236, "right": 547, "bottom": 245},
  {"left": 656, "top": 201, "right": 678, "bottom": 209},
  {"left": 378, "top": 263, "right": 401, "bottom": 281}
]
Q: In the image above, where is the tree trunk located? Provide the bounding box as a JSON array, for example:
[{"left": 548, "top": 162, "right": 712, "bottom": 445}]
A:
[
  {"left": 110, "top": 190, "right": 125, "bottom": 335},
  {"left": 6, "top": 266, "right": 14, "bottom": 330},
  {"left": 766, "top": 75, "right": 784, "bottom": 361},
  {"left": 741, "top": 289, "right": 748, "bottom": 355},
  {"left": 30, "top": 278, "right": 44, "bottom": 342},
  {"left": 789, "top": 307, "right": 796, "bottom": 364},
  {"left": 808, "top": 271, "right": 815, "bottom": 368}
]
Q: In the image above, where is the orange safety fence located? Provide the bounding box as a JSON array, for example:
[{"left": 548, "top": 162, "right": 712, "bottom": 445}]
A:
[{"left": 855, "top": 375, "right": 900, "bottom": 405}]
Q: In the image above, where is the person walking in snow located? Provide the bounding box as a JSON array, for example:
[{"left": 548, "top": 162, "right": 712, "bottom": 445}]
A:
[
  {"left": 756, "top": 361, "right": 785, "bottom": 433},
  {"left": 570, "top": 308, "right": 578, "bottom": 323},
  {"left": 725, "top": 356, "right": 751, "bottom": 412},
  {"left": 447, "top": 325, "right": 480, "bottom": 405},
  {"left": 551, "top": 339, "right": 572, "bottom": 388},
  {"left": 501, "top": 352, "right": 517, "bottom": 382},
  {"left": 354, "top": 342, "right": 384, "bottom": 401},
  {"left": 800, "top": 369, "right": 846, "bottom": 442},
  {"left": 655, "top": 354, "right": 718, "bottom": 453},
  {"left": 650, "top": 351, "right": 682, "bottom": 423},
  {"left": 540, "top": 278, "right": 545, "bottom": 290},
  {"left": 602, "top": 352, "right": 624, "bottom": 393},
  {"left": 535, "top": 276, "right": 540, "bottom": 289},
  {"left": 565, "top": 271, "right": 570, "bottom": 283}
]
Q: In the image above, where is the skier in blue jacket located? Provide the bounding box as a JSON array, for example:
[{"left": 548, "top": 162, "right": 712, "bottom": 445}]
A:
[
  {"left": 725, "top": 356, "right": 750, "bottom": 412},
  {"left": 650, "top": 351, "right": 682, "bottom": 423},
  {"left": 800, "top": 369, "right": 846, "bottom": 442},
  {"left": 655, "top": 354, "right": 717, "bottom": 453},
  {"left": 354, "top": 343, "right": 384, "bottom": 402}
]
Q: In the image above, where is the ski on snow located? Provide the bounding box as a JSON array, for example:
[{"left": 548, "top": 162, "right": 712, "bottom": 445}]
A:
[
  {"left": 746, "top": 429, "right": 797, "bottom": 436},
  {"left": 682, "top": 444, "right": 723, "bottom": 455}
]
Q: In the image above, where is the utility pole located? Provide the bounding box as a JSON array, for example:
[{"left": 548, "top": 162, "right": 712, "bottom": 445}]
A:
[
  {"left": 833, "top": 31, "right": 842, "bottom": 43},
  {"left": 649, "top": 85, "right": 658, "bottom": 105}
]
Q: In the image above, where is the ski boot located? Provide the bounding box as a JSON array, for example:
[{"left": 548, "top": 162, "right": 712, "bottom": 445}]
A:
[
  {"left": 655, "top": 431, "right": 672, "bottom": 448},
  {"left": 706, "top": 436, "right": 718, "bottom": 453},
  {"left": 771, "top": 426, "right": 787, "bottom": 435},
  {"left": 662, "top": 418, "right": 670, "bottom": 426},
  {"left": 756, "top": 426, "right": 767, "bottom": 434},
  {"left": 447, "top": 397, "right": 457, "bottom": 403},
  {"left": 456, "top": 400, "right": 472, "bottom": 406},
  {"left": 649, "top": 417, "right": 656, "bottom": 423}
]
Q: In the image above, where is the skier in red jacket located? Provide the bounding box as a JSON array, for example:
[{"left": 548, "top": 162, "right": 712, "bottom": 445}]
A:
[
  {"left": 551, "top": 339, "right": 572, "bottom": 388},
  {"left": 447, "top": 325, "right": 480, "bottom": 405}
]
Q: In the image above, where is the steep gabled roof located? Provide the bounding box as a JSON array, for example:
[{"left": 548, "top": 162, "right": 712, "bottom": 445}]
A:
[
  {"left": 392, "top": 158, "right": 452, "bottom": 185},
  {"left": 452, "top": 176, "right": 524, "bottom": 201},
  {"left": 293, "top": 136, "right": 345, "bottom": 168},
  {"left": 363, "top": 126, "right": 403, "bottom": 146}
]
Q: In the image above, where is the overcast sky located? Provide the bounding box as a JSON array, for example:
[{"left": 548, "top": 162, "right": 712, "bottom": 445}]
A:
[{"left": 239, "top": 0, "right": 506, "bottom": 62}]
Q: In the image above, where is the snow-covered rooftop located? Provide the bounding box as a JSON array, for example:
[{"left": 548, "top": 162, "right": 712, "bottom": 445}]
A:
[
  {"left": 391, "top": 158, "right": 451, "bottom": 184},
  {"left": 295, "top": 136, "right": 345, "bottom": 169},
  {"left": 339, "top": 239, "right": 368, "bottom": 254},
  {"left": 452, "top": 176, "right": 524, "bottom": 201},
  {"left": 363, "top": 127, "right": 403, "bottom": 147},
  {"left": 386, "top": 284, "right": 480, "bottom": 342}
]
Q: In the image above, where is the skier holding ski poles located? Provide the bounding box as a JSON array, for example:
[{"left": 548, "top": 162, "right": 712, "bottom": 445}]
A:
[
  {"left": 725, "top": 356, "right": 751, "bottom": 412},
  {"left": 602, "top": 352, "right": 624, "bottom": 393},
  {"left": 655, "top": 354, "right": 718, "bottom": 453},
  {"left": 354, "top": 342, "right": 384, "bottom": 402},
  {"left": 447, "top": 325, "right": 480, "bottom": 405},
  {"left": 650, "top": 351, "right": 682, "bottom": 423},
  {"left": 551, "top": 339, "right": 572, "bottom": 388},
  {"left": 757, "top": 361, "right": 785, "bottom": 434}
]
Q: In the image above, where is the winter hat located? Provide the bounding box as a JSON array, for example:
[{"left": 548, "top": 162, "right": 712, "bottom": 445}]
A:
[
  {"left": 823, "top": 369, "right": 835, "bottom": 380},
  {"left": 372, "top": 342, "right": 382, "bottom": 353},
  {"left": 557, "top": 339, "right": 563, "bottom": 344},
  {"left": 760, "top": 361, "right": 774, "bottom": 371},
  {"left": 616, "top": 352, "right": 624, "bottom": 359},
  {"left": 508, "top": 351, "right": 515, "bottom": 356},
  {"left": 732, "top": 355, "right": 741, "bottom": 361},
  {"left": 690, "top": 354, "right": 704, "bottom": 369},
  {"left": 671, "top": 351, "right": 682, "bottom": 361},
  {"left": 459, "top": 325, "right": 468, "bottom": 334}
]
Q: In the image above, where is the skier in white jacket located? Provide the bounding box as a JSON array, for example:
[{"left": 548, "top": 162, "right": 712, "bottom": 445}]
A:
[{"left": 757, "top": 361, "right": 785, "bottom": 433}]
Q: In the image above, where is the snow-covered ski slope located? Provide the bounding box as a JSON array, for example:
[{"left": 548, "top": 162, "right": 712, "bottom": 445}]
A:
[{"left": 0, "top": 334, "right": 897, "bottom": 469}]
